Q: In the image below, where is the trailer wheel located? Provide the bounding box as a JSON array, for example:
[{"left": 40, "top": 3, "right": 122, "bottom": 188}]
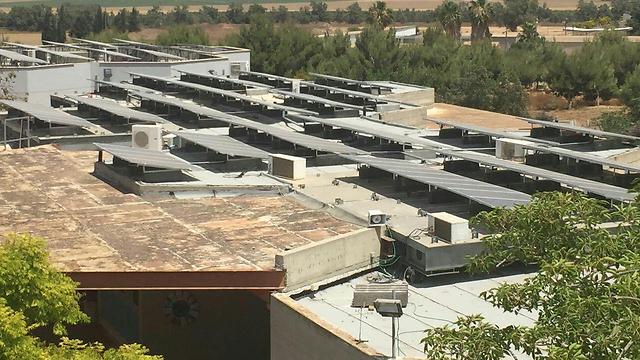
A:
[{"left": 403, "top": 266, "right": 418, "bottom": 284}]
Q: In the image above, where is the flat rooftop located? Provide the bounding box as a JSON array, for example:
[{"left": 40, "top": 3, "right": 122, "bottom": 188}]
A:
[
  {"left": 0, "top": 145, "right": 359, "bottom": 277},
  {"left": 294, "top": 270, "right": 537, "bottom": 359}
]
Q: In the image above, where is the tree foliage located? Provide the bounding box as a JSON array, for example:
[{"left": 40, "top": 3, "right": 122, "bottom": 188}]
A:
[
  {"left": 423, "top": 192, "right": 640, "bottom": 359},
  {"left": 0, "top": 233, "right": 161, "bottom": 359}
]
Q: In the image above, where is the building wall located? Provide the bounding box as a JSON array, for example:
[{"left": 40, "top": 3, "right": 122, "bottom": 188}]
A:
[
  {"left": 0, "top": 62, "right": 96, "bottom": 104},
  {"left": 275, "top": 228, "right": 380, "bottom": 291},
  {"left": 138, "top": 290, "right": 270, "bottom": 360},
  {"left": 271, "top": 294, "right": 383, "bottom": 360},
  {"left": 0, "top": 55, "right": 245, "bottom": 105}
]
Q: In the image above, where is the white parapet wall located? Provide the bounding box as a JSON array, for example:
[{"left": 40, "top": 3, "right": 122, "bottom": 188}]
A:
[{"left": 275, "top": 228, "right": 381, "bottom": 291}]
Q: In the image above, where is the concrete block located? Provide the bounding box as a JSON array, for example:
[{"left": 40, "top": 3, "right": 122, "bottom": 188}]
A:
[{"left": 275, "top": 228, "right": 380, "bottom": 291}]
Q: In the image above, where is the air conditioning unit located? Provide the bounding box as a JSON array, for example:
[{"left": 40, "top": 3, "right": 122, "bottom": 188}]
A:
[
  {"left": 270, "top": 154, "right": 306, "bottom": 180},
  {"left": 427, "top": 212, "right": 471, "bottom": 244},
  {"left": 132, "top": 124, "right": 163, "bottom": 151},
  {"left": 368, "top": 210, "right": 387, "bottom": 227},
  {"left": 230, "top": 61, "right": 248, "bottom": 76}
]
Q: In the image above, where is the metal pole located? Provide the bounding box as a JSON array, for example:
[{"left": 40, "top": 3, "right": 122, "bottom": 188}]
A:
[{"left": 391, "top": 316, "right": 397, "bottom": 359}]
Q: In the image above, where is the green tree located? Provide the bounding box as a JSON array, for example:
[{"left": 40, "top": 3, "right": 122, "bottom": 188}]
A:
[
  {"left": 367, "top": 1, "right": 393, "bottom": 28},
  {"left": 92, "top": 6, "right": 105, "bottom": 34},
  {"left": 113, "top": 8, "right": 128, "bottom": 32},
  {"left": 127, "top": 7, "right": 141, "bottom": 32},
  {"left": 272, "top": 5, "right": 289, "bottom": 23},
  {"left": 436, "top": 0, "right": 462, "bottom": 40},
  {"left": 69, "top": 9, "right": 93, "bottom": 39},
  {"left": 226, "top": 3, "right": 246, "bottom": 24},
  {"left": 310, "top": 1, "right": 329, "bottom": 22},
  {"left": 620, "top": 64, "right": 640, "bottom": 116},
  {"left": 0, "top": 233, "right": 162, "bottom": 359},
  {"left": 423, "top": 192, "right": 640, "bottom": 359},
  {"left": 170, "top": 5, "right": 192, "bottom": 24},
  {"left": 156, "top": 25, "right": 210, "bottom": 46},
  {"left": 346, "top": 2, "right": 365, "bottom": 24},
  {"left": 469, "top": 0, "right": 492, "bottom": 42},
  {"left": 501, "top": 0, "right": 540, "bottom": 32}
]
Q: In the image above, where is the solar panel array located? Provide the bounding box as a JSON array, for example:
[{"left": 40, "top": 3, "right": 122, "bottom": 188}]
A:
[
  {"left": 68, "top": 95, "right": 172, "bottom": 125},
  {"left": 295, "top": 115, "right": 451, "bottom": 149},
  {"left": 299, "top": 81, "right": 418, "bottom": 107},
  {"left": 96, "top": 143, "right": 196, "bottom": 170},
  {"left": 179, "top": 70, "right": 274, "bottom": 89},
  {"left": 0, "top": 48, "right": 48, "bottom": 64},
  {"left": 521, "top": 143, "right": 640, "bottom": 173},
  {"left": 521, "top": 117, "right": 640, "bottom": 141},
  {"left": 0, "top": 99, "right": 96, "bottom": 129},
  {"left": 309, "top": 72, "right": 394, "bottom": 89},
  {"left": 133, "top": 91, "right": 366, "bottom": 155},
  {"left": 270, "top": 89, "right": 363, "bottom": 111},
  {"left": 426, "top": 117, "right": 559, "bottom": 146},
  {"left": 342, "top": 154, "right": 532, "bottom": 208},
  {"left": 4, "top": 42, "right": 92, "bottom": 61},
  {"left": 173, "top": 130, "right": 270, "bottom": 159},
  {"left": 429, "top": 149, "right": 634, "bottom": 202},
  {"left": 129, "top": 72, "right": 318, "bottom": 115}
]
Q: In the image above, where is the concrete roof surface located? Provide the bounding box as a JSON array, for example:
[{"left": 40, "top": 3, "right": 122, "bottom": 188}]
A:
[
  {"left": 296, "top": 270, "right": 537, "bottom": 359},
  {"left": 0, "top": 145, "right": 360, "bottom": 272}
]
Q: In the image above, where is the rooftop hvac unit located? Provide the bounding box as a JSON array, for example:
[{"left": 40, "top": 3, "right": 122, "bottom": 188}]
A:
[
  {"left": 132, "top": 124, "right": 163, "bottom": 151},
  {"left": 427, "top": 212, "right": 472, "bottom": 244},
  {"left": 352, "top": 283, "right": 408, "bottom": 307},
  {"left": 368, "top": 210, "right": 387, "bottom": 227},
  {"left": 270, "top": 154, "right": 305, "bottom": 180},
  {"left": 230, "top": 62, "right": 248, "bottom": 77}
]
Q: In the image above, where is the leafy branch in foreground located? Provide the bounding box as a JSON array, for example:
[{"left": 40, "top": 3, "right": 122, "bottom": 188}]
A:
[
  {"left": 0, "top": 233, "right": 162, "bottom": 359},
  {"left": 423, "top": 192, "right": 640, "bottom": 359}
]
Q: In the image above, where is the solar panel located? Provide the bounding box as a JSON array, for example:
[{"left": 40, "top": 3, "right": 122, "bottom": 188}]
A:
[
  {"left": 0, "top": 99, "right": 96, "bottom": 129},
  {"left": 67, "top": 95, "right": 171, "bottom": 124},
  {"left": 178, "top": 70, "right": 274, "bottom": 89},
  {"left": 0, "top": 48, "right": 48, "bottom": 64},
  {"left": 521, "top": 143, "right": 640, "bottom": 173},
  {"left": 173, "top": 130, "right": 270, "bottom": 159},
  {"left": 93, "top": 80, "right": 158, "bottom": 93},
  {"left": 114, "top": 38, "right": 157, "bottom": 48},
  {"left": 299, "top": 81, "right": 418, "bottom": 107},
  {"left": 309, "top": 72, "right": 394, "bottom": 89},
  {"left": 520, "top": 117, "right": 640, "bottom": 141},
  {"left": 71, "top": 38, "right": 118, "bottom": 49},
  {"left": 43, "top": 40, "right": 140, "bottom": 61},
  {"left": 342, "top": 154, "right": 531, "bottom": 208},
  {"left": 95, "top": 143, "right": 195, "bottom": 170},
  {"left": 239, "top": 70, "right": 293, "bottom": 83},
  {"left": 295, "top": 115, "right": 453, "bottom": 149},
  {"left": 129, "top": 72, "right": 318, "bottom": 115},
  {"left": 4, "top": 42, "right": 92, "bottom": 61},
  {"left": 271, "top": 89, "right": 363, "bottom": 111},
  {"left": 132, "top": 91, "right": 366, "bottom": 155},
  {"left": 427, "top": 149, "right": 634, "bottom": 202},
  {"left": 126, "top": 47, "right": 184, "bottom": 60},
  {"left": 426, "top": 117, "right": 559, "bottom": 146}
]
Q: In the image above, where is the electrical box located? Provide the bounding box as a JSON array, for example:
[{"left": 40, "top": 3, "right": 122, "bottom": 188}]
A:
[
  {"left": 270, "top": 154, "right": 305, "bottom": 180},
  {"left": 132, "top": 124, "right": 163, "bottom": 151}
]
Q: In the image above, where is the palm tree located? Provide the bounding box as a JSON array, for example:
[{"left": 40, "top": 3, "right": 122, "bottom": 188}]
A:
[
  {"left": 368, "top": 1, "right": 393, "bottom": 29},
  {"left": 436, "top": 0, "right": 461, "bottom": 40},
  {"left": 469, "top": 0, "right": 491, "bottom": 42}
]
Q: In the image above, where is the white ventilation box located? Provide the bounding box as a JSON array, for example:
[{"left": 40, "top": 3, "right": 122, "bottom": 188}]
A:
[
  {"left": 230, "top": 61, "right": 248, "bottom": 77},
  {"left": 132, "top": 124, "right": 163, "bottom": 151},
  {"left": 496, "top": 138, "right": 527, "bottom": 160},
  {"left": 427, "top": 212, "right": 472, "bottom": 244},
  {"left": 270, "top": 154, "right": 305, "bottom": 180}
]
